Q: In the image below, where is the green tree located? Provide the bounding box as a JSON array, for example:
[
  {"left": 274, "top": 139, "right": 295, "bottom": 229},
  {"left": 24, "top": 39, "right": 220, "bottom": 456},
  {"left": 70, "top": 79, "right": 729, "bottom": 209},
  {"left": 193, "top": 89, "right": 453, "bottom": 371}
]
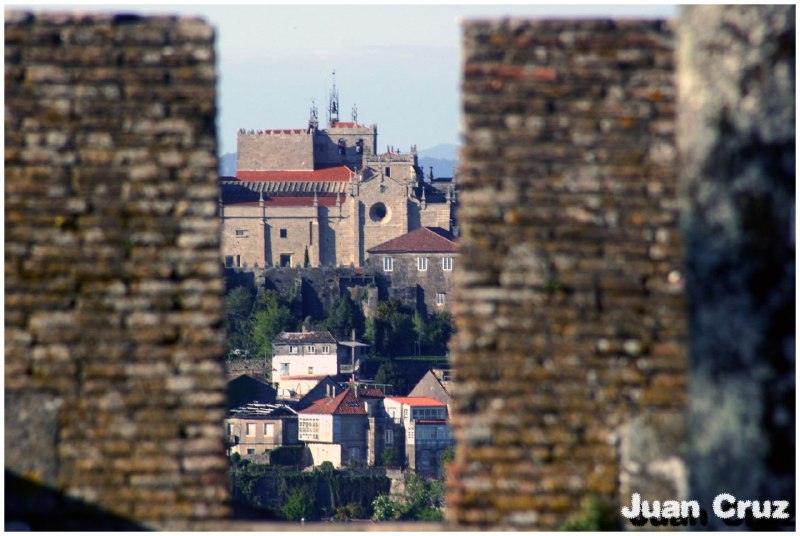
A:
[
  {"left": 426, "top": 311, "right": 454, "bottom": 354},
  {"left": 324, "top": 294, "right": 365, "bottom": 340},
  {"left": 282, "top": 487, "right": 316, "bottom": 521},
  {"left": 250, "top": 290, "right": 295, "bottom": 361},
  {"left": 224, "top": 286, "right": 256, "bottom": 356},
  {"left": 374, "top": 360, "right": 408, "bottom": 396},
  {"left": 370, "top": 472, "right": 445, "bottom": 521},
  {"left": 372, "top": 298, "right": 415, "bottom": 357}
]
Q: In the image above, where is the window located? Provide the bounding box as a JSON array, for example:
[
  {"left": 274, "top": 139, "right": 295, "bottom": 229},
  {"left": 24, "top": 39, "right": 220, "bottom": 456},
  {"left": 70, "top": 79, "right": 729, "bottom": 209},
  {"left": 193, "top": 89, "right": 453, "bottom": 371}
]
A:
[
  {"left": 279, "top": 254, "right": 292, "bottom": 267},
  {"left": 418, "top": 257, "right": 428, "bottom": 271},
  {"left": 279, "top": 228, "right": 287, "bottom": 238},
  {"left": 225, "top": 256, "right": 239, "bottom": 268},
  {"left": 443, "top": 256, "right": 453, "bottom": 271},
  {"left": 436, "top": 292, "right": 446, "bottom": 306},
  {"left": 246, "top": 423, "right": 256, "bottom": 436},
  {"left": 288, "top": 346, "right": 298, "bottom": 354},
  {"left": 235, "top": 229, "right": 247, "bottom": 237},
  {"left": 308, "top": 367, "right": 314, "bottom": 375},
  {"left": 307, "top": 345, "right": 315, "bottom": 354},
  {"left": 264, "top": 423, "right": 274, "bottom": 436},
  {"left": 383, "top": 257, "right": 394, "bottom": 272},
  {"left": 227, "top": 423, "right": 234, "bottom": 435},
  {"left": 322, "top": 345, "right": 330, "bottom": 353},
  {"left": 246, "top": 448, "right": 255, "bottom": 455},
  {"left": 384, "top": 166, "right": 391, "bottom": 177},
  {"left": 337, "top": 138, "right": 346, "bottom": 155},
  {"left": 280, "top": 363, "right": 289, "bottom": 376}
]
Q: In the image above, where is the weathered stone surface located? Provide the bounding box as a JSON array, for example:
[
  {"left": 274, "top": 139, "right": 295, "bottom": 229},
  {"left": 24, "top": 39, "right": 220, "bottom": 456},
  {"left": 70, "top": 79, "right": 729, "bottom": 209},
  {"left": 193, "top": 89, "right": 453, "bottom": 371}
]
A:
[
  {"left": 450, "top": 19, "right": 685, "bottom": 530},
  {"left": 4, "top": 11, "right": 228, "bottom": 529}
]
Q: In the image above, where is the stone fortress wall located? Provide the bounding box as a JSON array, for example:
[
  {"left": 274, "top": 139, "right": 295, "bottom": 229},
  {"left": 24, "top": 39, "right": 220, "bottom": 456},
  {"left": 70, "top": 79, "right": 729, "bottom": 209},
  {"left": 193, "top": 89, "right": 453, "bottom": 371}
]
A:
[
  {"left": 450, "top": 18, "right": 686, "bottom": 529},
  {"left": 4, "top": 5, "right": 794, "bottom": 531},
  {"left": 449, "top": 6, "right": 794, "bottom": 530},
  {"left": 5, "top": 12, "right": 229, "bottom": 530}
]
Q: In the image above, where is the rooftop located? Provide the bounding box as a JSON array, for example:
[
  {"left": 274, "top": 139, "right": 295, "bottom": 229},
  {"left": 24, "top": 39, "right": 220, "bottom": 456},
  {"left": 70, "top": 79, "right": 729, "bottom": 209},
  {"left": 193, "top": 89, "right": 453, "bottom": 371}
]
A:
[
  {"left": 274, "top": 331, "right": 338, "bottom": 345},
  {"left": 235, "top": 166, "right": 353, "bottom": 182},
  {"left": 299, "top": 388, "right": 367, "bottom": 416},
  {"left": 386, "top": 396, "right": 448, "bottom": 407},
  {"left": 367, "top": 227, "right": 458, "bottom": 254}
]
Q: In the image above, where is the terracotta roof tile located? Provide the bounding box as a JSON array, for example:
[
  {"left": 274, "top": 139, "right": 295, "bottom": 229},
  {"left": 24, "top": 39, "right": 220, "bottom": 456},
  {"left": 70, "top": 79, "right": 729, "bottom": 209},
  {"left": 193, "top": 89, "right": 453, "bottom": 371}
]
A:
[
  {"left": 236, "top": 166, "right": 353, "bottom": 182},
  {"left": 367, "top": 227, "right": 457, "bottom": 254},
  {"left": 299, "top": 388, "right": 367, "bottom": 416},
  {"left": 386, "top": 396, "right": 448, "bottom": 407}
]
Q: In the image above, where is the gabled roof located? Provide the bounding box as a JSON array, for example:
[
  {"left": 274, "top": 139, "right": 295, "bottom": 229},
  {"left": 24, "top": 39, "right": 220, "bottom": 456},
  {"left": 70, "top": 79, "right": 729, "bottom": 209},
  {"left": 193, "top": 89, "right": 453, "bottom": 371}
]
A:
[
  {"left": 299, "top": 388, "right": 367, "bottom": 416},
  {"left": 385, "top": 396, "right": 448, "bottom": 407},
  {"left": 274, "top": 331, "right": 338, "bottom": 345},
  {"left": 236, "top": 167, "right": 352, "bottom": 182},
  {"left": 227, "top": 375, "right": 277, "bottom": 409},
  {"left": 367, "top": 227, "right": 457, "bottom": 254}
]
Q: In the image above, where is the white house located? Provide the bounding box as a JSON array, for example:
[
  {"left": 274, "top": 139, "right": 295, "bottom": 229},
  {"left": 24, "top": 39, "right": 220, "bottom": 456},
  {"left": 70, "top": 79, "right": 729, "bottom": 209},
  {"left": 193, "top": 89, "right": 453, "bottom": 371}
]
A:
[{"left": 272, "top": 330, "right": 368, "bottom": 398}]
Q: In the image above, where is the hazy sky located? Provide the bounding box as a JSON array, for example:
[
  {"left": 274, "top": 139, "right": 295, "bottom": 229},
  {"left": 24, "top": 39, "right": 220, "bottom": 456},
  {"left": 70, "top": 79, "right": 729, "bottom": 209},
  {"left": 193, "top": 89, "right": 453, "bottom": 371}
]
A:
[{"left": 12, "top": 3, "right": 677, "bottom": 154}]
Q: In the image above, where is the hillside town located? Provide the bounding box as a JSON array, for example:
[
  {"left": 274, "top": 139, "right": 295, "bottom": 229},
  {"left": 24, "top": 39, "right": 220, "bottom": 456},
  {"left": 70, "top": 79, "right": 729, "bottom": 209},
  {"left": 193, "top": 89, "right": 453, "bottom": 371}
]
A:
[{"left": 219, "top": 80, "right": 458, "bottom": 520}]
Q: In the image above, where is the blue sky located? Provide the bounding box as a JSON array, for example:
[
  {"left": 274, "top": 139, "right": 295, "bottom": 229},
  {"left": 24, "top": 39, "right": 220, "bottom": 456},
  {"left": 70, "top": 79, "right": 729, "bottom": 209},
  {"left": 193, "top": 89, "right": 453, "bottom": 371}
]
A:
[{"left": 12, "top": 3, "right": 677, "bottom": 154}]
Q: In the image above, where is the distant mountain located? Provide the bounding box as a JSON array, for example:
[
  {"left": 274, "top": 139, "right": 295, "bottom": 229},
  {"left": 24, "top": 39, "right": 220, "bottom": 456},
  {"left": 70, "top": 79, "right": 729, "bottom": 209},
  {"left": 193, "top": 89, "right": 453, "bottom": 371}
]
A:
[
  {"left": 418, "top": 143, "right": 460, "bottom": 179},
  {"left": 219, "top": 152, "right": 237, "bottom": 177},
  {"left": 418, "top": 157, "right": 458, "bottom": 180},
  {"left": 418, "top": 143, "right": 460, "bottom": 161}
]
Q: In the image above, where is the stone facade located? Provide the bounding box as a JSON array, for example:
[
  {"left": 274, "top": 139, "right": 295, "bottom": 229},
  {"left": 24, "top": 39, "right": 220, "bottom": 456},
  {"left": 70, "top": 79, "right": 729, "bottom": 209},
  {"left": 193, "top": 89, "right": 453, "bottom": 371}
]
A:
[
  {"left": 5, "top": 12, "right": 228, "bottom": 530},
  {"left": 224, "top": 404, "right": 299, "bottom": 459},
  {"left": 449, "top": 19, "right": 685, "bottom": 530},
  {"left": 368, "top": 251, "right": 457, "bottom": 314},
  {"left": 221, "top": 100, "right": 457, "bottom": 269}
]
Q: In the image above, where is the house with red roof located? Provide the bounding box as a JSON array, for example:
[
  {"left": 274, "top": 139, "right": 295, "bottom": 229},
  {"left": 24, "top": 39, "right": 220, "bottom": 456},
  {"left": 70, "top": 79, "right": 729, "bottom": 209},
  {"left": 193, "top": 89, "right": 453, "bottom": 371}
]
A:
[
  {"left": 219, "top": 83, "right": 456, "bottom": 270},
  {"left": 366, "top": 226, "right": 459, "bottom": 314},
  {"left": 298, "top": 387, "right": 370, "bottom": 468}
]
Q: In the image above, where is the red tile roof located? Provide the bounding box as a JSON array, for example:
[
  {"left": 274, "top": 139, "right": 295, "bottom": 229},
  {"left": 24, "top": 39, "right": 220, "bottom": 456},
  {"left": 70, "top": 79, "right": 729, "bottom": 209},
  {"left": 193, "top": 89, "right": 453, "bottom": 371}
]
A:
[
  {"left": 299, "top": 388, "right": 367, "bottom": 416},
  {"left": 225, "top": 196, "right": 339, "bottom": 208},
  {"left": 367, "top": 227, "right": 457, "bottom": 254},
  {"left": 386, "top": 396, "right": 447, "bottom": 407},
  {"left": 236, "top": 167, "right": 353, "bottom": 182}
]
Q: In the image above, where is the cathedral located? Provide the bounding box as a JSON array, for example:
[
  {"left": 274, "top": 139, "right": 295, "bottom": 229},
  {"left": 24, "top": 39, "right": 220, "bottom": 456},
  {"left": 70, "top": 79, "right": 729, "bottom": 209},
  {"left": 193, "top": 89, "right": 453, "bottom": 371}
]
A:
[{"left": 219, "top": 82, "right": 456, "bottom": 270}]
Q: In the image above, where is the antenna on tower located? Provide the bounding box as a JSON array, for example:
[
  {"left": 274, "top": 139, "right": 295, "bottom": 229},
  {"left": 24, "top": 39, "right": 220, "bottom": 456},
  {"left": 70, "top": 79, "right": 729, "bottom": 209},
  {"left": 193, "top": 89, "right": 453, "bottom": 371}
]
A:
[
  {"left": 328, "top": 69, "right": 339, "bottom": 126},
  {"left": 352, "top": 103, "right": 358, "bottom": 124}
]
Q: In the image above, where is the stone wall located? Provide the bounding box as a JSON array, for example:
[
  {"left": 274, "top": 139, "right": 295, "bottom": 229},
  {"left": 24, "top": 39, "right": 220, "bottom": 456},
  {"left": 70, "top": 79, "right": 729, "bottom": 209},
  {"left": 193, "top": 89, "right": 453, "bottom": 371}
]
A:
[
  {"left": 449, "top": 19, "right": 685, "bottom": 529},
  {"left": 237, "top": 129, "right": 314, "bottom": 171},
  {"left": 5, "top": 12, "right": 228, "bottom": 530},
  {"left": 678, "top": 5, "right": 795, "bottom": 530}
]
